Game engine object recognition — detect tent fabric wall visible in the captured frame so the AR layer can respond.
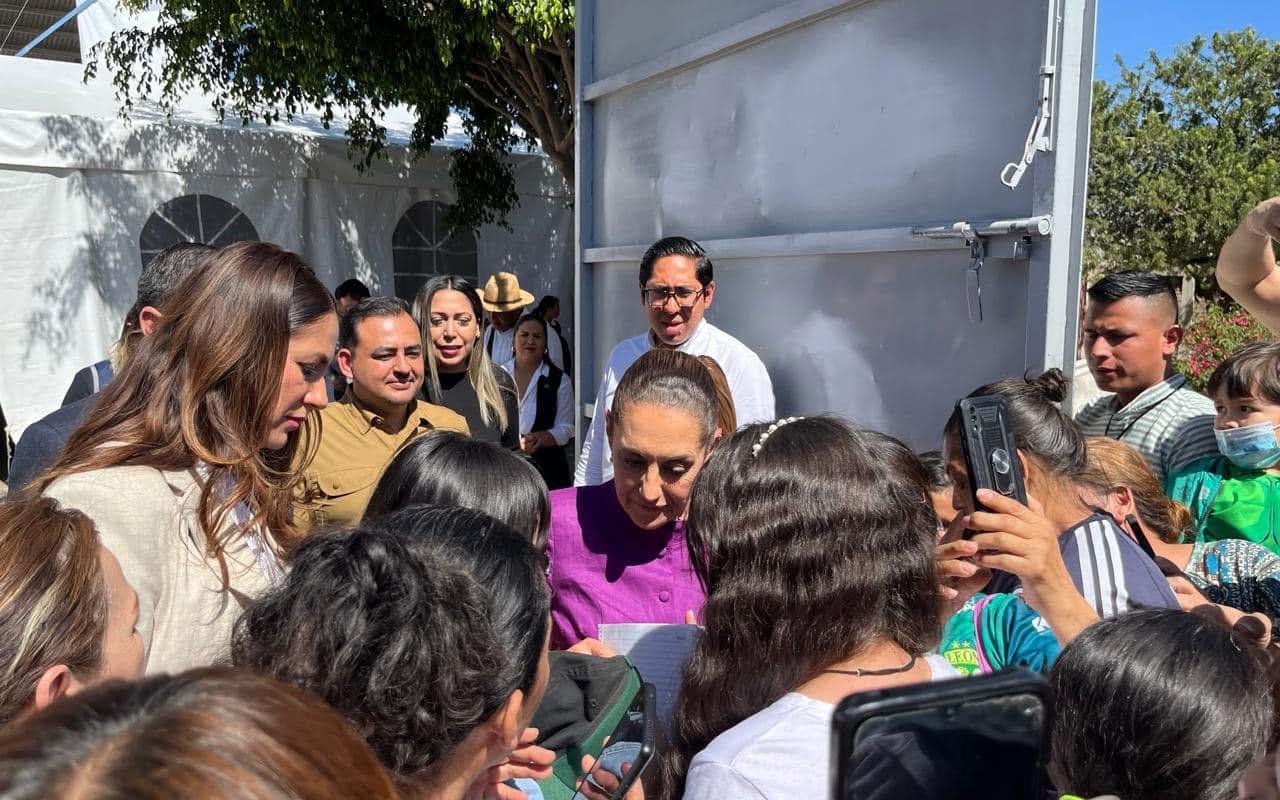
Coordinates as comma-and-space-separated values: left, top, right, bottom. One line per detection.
0, 57, 572, 439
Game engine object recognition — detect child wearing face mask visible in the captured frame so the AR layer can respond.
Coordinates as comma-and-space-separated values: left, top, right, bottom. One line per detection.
1167, 342, 1280, 555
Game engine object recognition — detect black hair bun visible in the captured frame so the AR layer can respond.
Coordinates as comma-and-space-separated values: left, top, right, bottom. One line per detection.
1030, 368, 1068, 404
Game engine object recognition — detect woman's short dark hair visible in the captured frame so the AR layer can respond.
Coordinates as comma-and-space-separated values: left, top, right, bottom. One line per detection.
0, 667, 400, 799
610, 349, 719, 447
514, 312, 553, 365
1208, 341, 1280, 406
943, 368, 1087, 478
231, 505, 550, 783
662, 416, 940, 796
1050, 609, 1273, 800
364, 430, 550, 547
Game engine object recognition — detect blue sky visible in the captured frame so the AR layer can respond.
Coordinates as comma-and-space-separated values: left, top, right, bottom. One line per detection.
1094, 0, 1280, 81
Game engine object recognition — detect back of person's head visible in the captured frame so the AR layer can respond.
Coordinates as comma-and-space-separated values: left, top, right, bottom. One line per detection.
1050, 609, 1273, 800
1079, 437, 1192, 544
0, 667, 399, 799
1208, 341, 1280, 406
40, 241, 336, 559
609, 348, 719, 447
364, 430, 550, 547
696, 355, 736, 435
1087, 270, 1178, 320
232, 504, 550, 784
944, 368, 1086, 479
339, 296, 414, 351
0, 497, 105, 726
533, 295, 560, 318
335, 278, 372, 304
412, 274, 509, 431
638, 236, 713, 288
121, 243, 216, 345
663, 416, 939, 797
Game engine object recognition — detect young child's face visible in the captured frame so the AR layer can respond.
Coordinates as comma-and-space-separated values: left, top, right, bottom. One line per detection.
1214, 384, 1280, 430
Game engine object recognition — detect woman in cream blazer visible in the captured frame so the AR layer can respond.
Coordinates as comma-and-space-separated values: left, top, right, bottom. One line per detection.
38, 243, 337, 674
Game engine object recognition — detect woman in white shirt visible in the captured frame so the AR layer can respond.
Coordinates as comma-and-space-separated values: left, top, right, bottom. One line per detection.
501, 313, 573, 489
660, 416, 958, 800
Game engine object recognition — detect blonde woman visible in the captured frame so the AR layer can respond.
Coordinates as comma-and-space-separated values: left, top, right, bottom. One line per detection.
0, 496, 143, 726
36, 242, 337, 674
413, 276, 519, 450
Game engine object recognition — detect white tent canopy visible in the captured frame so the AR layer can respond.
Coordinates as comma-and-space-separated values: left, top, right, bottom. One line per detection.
0, 12, 572, 439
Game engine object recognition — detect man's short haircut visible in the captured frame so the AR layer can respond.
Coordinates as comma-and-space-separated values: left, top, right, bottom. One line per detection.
335, 278, 372, 302
639, 236, 713, 288
1207, 341, 1280, 405
1087, 270, 1178, 321
339, 296, 414, 350
135, 243, 217, 314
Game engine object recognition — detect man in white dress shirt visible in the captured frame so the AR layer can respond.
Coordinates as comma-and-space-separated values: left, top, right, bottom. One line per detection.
575, 236, 776, 486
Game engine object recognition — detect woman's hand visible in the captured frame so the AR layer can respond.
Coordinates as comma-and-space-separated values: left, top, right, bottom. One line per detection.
965, 489, 1097, 644
576, 754, 645, 800
935, 514, 989, 616
467, 727, 555, 800
567, 638, 619, 658
1243, 195, 1280, 242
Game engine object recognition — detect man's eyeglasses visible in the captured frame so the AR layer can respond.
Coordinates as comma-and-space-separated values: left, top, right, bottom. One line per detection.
642, 286, 706, 309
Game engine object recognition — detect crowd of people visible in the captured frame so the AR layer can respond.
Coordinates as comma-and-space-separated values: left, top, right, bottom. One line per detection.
0, 197, 1278, 799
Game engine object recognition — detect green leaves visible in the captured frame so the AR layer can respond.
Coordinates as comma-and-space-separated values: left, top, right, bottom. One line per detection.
1087, 29, 1280, 292
91, 0, 575, 233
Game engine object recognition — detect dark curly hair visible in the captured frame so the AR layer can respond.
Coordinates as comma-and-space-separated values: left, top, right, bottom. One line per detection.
231, 504, 550, 783
659, 416, 940, 798
1050, 609, 1273, 800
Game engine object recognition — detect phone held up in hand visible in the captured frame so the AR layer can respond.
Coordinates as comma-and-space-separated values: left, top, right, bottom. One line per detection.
953, 396, 1028, 529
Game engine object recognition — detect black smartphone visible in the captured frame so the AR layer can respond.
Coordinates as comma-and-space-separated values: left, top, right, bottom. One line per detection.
831, 669, 1050, 800
576, 682, 657, 800
954, 395, 1028, 515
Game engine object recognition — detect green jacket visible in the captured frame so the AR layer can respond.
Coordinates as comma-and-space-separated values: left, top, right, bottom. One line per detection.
1165, 455, 1228, 540
1167, 456, 1280, 553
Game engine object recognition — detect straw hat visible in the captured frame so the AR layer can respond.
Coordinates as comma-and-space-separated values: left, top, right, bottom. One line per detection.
481, 272, 535, 312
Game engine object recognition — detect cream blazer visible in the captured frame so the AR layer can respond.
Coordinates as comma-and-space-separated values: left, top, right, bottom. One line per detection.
45, 465, 275, 674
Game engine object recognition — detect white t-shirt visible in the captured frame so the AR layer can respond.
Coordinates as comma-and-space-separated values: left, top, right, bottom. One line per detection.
682, 654, 958, 800
485, 326, 517, 367
574, 320, 775, 486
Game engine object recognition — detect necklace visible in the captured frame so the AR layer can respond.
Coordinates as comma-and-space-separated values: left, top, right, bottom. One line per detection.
822, 653, 917, 677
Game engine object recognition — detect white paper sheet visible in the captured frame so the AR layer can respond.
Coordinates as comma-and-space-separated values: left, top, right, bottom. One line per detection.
598, 623, 702, 728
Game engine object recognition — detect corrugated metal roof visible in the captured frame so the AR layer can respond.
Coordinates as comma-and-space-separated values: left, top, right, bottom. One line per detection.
0, 0, 81, 62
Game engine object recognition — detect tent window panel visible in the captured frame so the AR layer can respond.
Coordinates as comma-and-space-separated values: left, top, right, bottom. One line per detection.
392, 201, 478, 302
139, 194, 260, 269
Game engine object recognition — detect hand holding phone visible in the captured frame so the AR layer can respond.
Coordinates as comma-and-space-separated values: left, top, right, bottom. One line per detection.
573, 682, 656, 800
952, 396, 1027, 518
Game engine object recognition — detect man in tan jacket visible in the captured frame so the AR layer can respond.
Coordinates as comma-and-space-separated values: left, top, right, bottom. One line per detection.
295, 297, 467, 529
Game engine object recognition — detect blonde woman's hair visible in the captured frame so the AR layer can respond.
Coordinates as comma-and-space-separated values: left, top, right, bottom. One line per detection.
412, 275, 510, 432
1079, 437, 1194, 543
0, 497, 107, 725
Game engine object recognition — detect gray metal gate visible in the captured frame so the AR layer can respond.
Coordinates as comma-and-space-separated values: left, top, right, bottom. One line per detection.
575, 0, 1097, 450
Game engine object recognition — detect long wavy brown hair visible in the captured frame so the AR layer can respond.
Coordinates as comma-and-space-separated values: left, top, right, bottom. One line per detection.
35, 242, 336, 582
658, 417, 941, 798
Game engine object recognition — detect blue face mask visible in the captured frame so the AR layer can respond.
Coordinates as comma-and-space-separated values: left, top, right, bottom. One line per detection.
1215, 421, 1280, 470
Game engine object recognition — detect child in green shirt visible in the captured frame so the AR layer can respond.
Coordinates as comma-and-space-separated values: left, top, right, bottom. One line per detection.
1167, 342, 1280, 555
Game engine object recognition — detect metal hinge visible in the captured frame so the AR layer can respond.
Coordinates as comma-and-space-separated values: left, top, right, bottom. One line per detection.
1000, 0, 1062, 189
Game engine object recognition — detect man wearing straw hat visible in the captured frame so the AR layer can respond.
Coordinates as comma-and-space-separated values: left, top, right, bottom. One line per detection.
481, 271, 536, 367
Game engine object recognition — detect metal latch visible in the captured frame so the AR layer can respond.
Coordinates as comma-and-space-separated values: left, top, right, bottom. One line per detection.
962, 226, 986, 323
1000, 0, 1062, 188
912, 216, 1053, 324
